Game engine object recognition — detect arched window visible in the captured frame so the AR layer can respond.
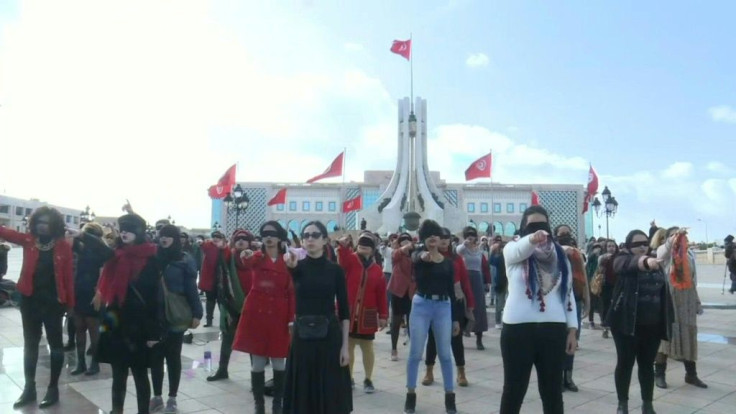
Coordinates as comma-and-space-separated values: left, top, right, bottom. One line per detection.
493, 221, 504, 236
505, 222, 517, 237
478, 221, 490, 235
467, 220, 477, 229
326, 220, 338, 233
300, 220, 311, 232
288, 220, 300, 235
277, 220, 287, 231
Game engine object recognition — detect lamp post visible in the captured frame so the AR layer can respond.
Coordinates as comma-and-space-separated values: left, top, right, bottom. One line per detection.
21, 215, 29, 233
223, 184, 250, 231
80, 205, 96, 228
697, 218, 708, 246
592, 186, 618, 240
212, 221, 222, 233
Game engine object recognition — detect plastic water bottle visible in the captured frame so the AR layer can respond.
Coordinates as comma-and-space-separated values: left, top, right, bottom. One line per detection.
204, 346, 212, 372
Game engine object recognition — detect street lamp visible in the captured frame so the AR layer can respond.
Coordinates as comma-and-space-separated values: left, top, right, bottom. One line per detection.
224, 184, 250, 230
593, 186, 618, 240
697, 218, 708, 246
80, 205, 96, 227
212, 221, 222, 233
21, 215, 29, 233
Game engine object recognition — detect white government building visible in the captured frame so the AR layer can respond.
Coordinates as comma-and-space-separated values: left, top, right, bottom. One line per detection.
212, 97, 589, 241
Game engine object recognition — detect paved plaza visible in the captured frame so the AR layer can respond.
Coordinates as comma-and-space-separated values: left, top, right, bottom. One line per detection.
1, 250, 735, 413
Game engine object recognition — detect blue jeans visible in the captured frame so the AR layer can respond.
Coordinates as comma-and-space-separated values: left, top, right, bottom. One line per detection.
406, 295, 454, 392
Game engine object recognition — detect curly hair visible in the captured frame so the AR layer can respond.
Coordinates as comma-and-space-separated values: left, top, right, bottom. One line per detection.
29, 206, 66, 239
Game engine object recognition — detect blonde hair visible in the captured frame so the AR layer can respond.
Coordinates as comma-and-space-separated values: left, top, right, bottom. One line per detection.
650, 228, 667, 250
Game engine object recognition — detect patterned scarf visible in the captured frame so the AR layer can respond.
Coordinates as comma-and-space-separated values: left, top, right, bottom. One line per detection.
669, 233, 693, 290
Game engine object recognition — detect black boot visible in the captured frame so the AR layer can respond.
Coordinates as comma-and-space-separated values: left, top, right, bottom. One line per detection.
204, 317, 213, 328
445, 392, 457, 414
272, 370, 285, 414
71, 349, 87, 375
684, 361, 708, 388
616, 400, 628, 414
563, 370, 579, 392
39, 386, 59, 408
63, 341, 75, 352
13, 384, 37, 408
251, 371, 266, 414
654, 363, 667, 389
207, 368, 229, 381
86, 357, 100, 376
476, 334, 485, 351
641, 400, 656, 414
404, 392, 416, 414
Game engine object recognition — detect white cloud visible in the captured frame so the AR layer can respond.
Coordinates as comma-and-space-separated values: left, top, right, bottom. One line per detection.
465, 52, 489, 68
706, 161, 731, 174
661, 162, 693, 179
708, 105, 736, 123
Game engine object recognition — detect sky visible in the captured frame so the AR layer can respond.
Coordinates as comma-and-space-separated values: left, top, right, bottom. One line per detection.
1, 0, 734, 242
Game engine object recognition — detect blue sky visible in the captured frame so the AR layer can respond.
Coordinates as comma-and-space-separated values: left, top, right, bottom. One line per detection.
1, 0, 734, 242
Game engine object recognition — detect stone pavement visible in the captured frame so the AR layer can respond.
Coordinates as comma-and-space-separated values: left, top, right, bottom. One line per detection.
1, 249, 735, 413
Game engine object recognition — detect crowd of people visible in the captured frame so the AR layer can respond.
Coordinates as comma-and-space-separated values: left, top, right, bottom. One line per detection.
0, 203, 719, 414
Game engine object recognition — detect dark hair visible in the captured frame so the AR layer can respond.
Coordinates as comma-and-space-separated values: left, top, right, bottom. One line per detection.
259, 220, 288, 255
553, 224, 572, 236
624, 230, 648, 250
462, 226, 478, 239
418, 219, 442, 241
605, 239, 619, 253
29, 206, 66, 239
519, 205, 550, 233
441, 227, 457, 257
303, 221, 329, 239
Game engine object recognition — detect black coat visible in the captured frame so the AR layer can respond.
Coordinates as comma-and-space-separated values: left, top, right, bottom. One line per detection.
98, 257, 165, 368
604, 251, 674, 339
72, 233, 114, 316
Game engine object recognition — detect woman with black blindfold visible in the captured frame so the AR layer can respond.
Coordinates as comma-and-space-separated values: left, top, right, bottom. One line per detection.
499, 206, 577, 414
233, 221, 295, 414
387, 232, 416, 361
604, 230, 674, 414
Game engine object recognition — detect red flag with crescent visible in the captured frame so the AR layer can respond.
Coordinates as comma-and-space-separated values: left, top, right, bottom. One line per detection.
531, 191, 540, 206
307, 152, 344, 184
207, 164, 236, 199
390, 39, 412, 60
464, 152, 492, 181
342, 195, 362, 213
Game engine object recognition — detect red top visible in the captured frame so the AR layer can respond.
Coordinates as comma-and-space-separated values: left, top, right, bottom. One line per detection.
444, 251, 475, 309
0, 227, 75, 306
232, 250, 295, 358
337, 246, 389, 335
198, 240, 223, 291
387, 247, 416, 298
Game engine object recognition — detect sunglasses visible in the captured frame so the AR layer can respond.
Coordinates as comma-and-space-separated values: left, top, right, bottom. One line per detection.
261, 230, 280, 238
301, 232, 323, 240
234, 236, 250, 242
629, 241, 649, 248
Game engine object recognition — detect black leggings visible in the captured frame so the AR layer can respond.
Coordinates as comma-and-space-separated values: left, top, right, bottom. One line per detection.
20, 299, 64, 388
390, 294, 412, 351
611, 326, 661, 402
151, 332, 184, 397
500, 323, 567, 414
112, 362, 151, 413
425, 318, 465, 367
205, 290, 217, 322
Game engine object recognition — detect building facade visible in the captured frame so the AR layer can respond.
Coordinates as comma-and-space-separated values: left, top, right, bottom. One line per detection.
0, 195, 83, 232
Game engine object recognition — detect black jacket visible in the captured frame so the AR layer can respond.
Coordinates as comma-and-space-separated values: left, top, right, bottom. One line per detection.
604, 251, 674, 339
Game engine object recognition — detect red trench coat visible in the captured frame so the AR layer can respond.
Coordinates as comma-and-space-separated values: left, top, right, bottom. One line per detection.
387, 247, 415, 299
198, 241, 222, 291
337, 247, 389, 335
232, 251, 295, 358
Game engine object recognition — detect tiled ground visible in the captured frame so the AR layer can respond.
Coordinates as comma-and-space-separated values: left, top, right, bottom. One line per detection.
1, 255, 735, 413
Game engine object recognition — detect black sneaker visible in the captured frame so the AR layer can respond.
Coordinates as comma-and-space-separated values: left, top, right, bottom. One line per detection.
363, 379, 375, 394
404, 393, 416, 414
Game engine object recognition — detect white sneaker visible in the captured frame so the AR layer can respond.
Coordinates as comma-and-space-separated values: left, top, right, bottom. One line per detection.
495, 323, 503, 329
149, 396, 164, 412
164, 397, 178, 414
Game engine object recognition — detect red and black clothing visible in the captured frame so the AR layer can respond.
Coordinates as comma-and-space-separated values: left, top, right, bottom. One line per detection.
337, 246, 389, 339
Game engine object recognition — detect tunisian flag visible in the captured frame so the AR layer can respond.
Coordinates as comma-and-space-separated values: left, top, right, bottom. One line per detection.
342, 195, 362, 213
531, 191, 540, 206
582, 164, 599, 213
464, 152, 492, 181
207, 164, 236, 199
307, 152, 344, 184
267, 188, 287, 206
390, 39, 412, 60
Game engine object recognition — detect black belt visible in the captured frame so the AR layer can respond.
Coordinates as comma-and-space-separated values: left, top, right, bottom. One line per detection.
416, 292, 450, 301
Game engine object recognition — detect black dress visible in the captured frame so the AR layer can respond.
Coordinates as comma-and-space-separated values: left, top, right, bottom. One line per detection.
283, 255, 352, 414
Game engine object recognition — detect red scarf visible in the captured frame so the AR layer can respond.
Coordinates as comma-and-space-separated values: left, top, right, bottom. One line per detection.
670, 233, 693, 290
99, 243, 157, 306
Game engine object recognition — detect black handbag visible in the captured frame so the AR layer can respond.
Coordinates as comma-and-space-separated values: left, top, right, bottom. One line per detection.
295, 315, 330, 340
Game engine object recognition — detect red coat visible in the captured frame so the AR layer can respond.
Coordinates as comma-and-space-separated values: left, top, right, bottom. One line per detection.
0, 227, 75, 306
387, 247, 415, 298
198, 241, 223, 291
232, 251, 295, 358
445, 252, 475, 309
337, 246, 388, 335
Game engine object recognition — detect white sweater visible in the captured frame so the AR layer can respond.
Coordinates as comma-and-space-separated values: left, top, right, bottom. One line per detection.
502, 235, 578, 329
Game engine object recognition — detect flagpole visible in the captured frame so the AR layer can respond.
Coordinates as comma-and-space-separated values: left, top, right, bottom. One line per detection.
489, 149, 494, 237
340, 148, 346, 232
410, 33, 413, 112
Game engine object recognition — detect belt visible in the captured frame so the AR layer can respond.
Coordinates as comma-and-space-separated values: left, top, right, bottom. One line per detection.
416, 292, 450, 301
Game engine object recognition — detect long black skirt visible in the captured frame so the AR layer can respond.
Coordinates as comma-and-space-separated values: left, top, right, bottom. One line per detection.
283, 318, 352, 414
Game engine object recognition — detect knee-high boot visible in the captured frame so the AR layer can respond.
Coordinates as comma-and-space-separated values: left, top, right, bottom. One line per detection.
272, 370, 285, 414
251, 371, 266, 414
